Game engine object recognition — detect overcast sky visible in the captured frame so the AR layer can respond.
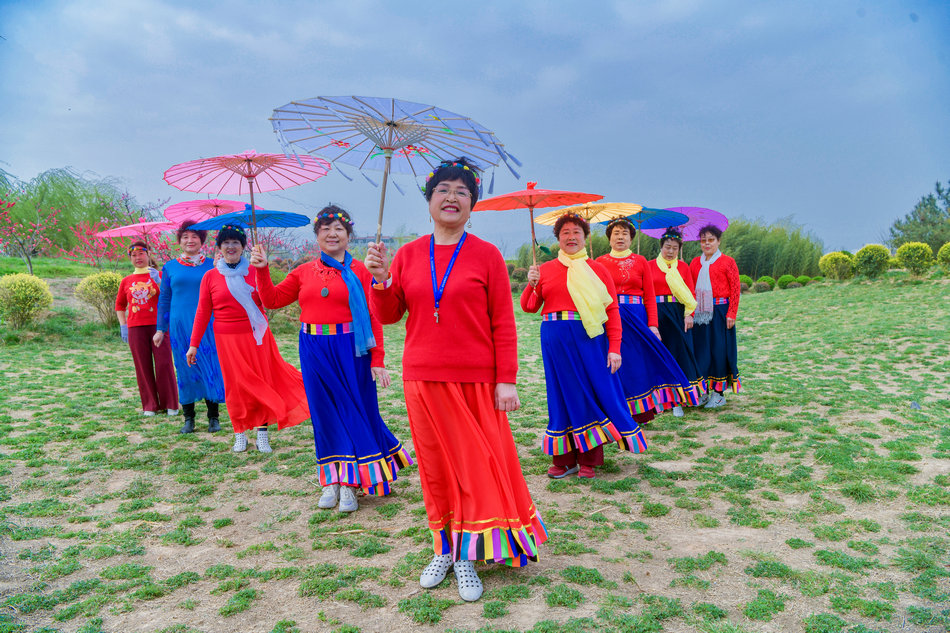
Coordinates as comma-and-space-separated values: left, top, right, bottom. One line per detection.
1, 0, 948, 254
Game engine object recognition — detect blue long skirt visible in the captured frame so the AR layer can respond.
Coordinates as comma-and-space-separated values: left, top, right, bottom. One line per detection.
540, 319, 647, 456
298, 326, 412, 495
169, 317, 225, 404
618, 301, 700, 412
655, 302, 706, 401
692, 301, 742, 394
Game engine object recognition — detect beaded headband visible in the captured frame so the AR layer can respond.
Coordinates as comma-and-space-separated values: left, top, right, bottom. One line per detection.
606, 218, 635, 231
423, 160, 481, 192
219, 224, 246, 235
316, 211, 353, 226
128, 244, 149, 255
661, 227, 683, 241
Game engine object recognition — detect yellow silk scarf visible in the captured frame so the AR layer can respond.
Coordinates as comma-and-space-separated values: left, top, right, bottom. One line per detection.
655, 256, 697, 314
610, 249, 632, 258
557, 249, 612, 338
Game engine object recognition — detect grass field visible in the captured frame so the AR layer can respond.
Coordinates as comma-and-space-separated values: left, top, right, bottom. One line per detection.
0, 272, 948, 633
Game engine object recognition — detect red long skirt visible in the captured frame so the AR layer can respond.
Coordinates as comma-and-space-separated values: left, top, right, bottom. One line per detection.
215, 328, 309, 434
404, 380, 547, 567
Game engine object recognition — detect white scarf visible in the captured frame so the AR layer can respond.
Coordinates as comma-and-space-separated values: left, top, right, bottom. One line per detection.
215, 257, 268, 345
694, 250, 721, 325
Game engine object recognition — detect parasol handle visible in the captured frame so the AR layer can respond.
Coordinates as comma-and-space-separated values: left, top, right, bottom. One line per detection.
376, 151, 393, 244
247, 178, 259, 245
529, 206, 537, 266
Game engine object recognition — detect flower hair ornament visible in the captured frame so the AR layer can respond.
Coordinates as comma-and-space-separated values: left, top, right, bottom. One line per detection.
316, 211, 353, 226
128, 244, 149, 255
661, 227, 683, 241
220, 224, 246, 235
422, 160, 481, 193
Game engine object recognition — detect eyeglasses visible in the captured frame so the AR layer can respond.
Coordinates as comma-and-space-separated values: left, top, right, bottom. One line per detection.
432, 186, 472, 199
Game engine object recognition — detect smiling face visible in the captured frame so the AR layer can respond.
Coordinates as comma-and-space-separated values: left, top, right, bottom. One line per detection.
660, 239, 681, 261
178, 230, 203, 256
558, 221, 587, 255
316, 219, 349, 260
129, 248, 150, 269
428, 178, 473, 231
700, 232, 721, 257
219, 238, 244, 264
609, 226, 632, 252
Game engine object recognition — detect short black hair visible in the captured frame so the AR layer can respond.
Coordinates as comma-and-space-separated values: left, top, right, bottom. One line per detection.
659, 226, 684, 248
423, 157, 480, 205
697, 224, 723, 241
177, 220, 208, 244
313, 204, 354, 237
215, 225, 247, 249
554, 213, 590, 238
605, 218, 636, 240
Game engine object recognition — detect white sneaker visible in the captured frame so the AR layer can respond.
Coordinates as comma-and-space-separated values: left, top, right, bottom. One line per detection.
705, 393, 726, 408
338, 486, 358, 513
167, 408, 179, 416
232, 432, 247, 452
420, 554, 453, 589
673, 405, 684, 417
454, 560, 483, 602
318, 484, 340, 509
696, 393, 709, 407
143, 411, 156, 417
256, 429, 272, 453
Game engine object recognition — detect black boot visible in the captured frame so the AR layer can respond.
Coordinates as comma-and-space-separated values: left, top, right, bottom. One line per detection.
180, 402, 196, 434
207, 400, 221, 433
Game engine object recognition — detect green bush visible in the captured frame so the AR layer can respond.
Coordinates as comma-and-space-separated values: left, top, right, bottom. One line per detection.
896, 242, 934, 276
796, 275, 811, 285
818, 252, 855, 280
753, 282, 771, 293
756, 276, 776, 289
936, 242, 950, 271
739, 274, 754, 286
776, 274, 796, 289
740, 282, 751, 293
75, 272, 122, 325
511, 267, 527, 282
787, 282, 802, 289
0, 273, 54, 328
812, 276, 824, 282
854, 244, 890, 279
887, 256, 901, 269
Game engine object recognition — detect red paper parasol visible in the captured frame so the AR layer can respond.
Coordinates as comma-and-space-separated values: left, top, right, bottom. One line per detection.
473, 182, 602, 264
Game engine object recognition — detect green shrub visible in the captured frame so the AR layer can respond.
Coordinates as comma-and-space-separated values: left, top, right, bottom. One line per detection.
796, 275, 811, 285
739, 274, 754, 286
812, 276, 824, 282
896, 242, 934, 276
75, 272, 122, 325
819, 252, 855, 280
0, 273, 54, 328
854, 244, 890, 279
787, 282, 802, 289
935, 242, 950, 271
753, 282, 771, 293
740, 282, 751, 293
756, 275, 776, 289
511, 267, 527, 282
776, 274, 796, 289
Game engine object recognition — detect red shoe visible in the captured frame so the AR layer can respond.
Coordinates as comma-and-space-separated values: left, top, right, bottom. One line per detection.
578, 465, 596, 479
547, 465, 579, 479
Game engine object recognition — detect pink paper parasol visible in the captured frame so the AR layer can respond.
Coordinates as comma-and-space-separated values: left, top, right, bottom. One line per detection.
640, 207, 729, 242
96, 221, 176, 239
163, 199, 257, 224
162, 150, 331, 240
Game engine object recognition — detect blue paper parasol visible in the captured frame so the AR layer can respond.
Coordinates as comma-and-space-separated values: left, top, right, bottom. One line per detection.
189, 206, 311, 231
598, 207, 690, 252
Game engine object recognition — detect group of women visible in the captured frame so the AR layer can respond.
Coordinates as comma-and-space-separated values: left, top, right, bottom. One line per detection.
113, 157, 740, 602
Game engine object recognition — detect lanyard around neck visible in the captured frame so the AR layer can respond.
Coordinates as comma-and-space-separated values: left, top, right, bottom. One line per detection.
429, 232, 467, 324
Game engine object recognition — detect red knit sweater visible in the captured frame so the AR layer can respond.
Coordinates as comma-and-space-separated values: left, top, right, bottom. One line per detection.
689, 254, 741, 320
255, 260, 385, 367
594, 253, 658, 327
115, 272, 160, 327
370, 234, 518, 384
520, 258, 622, 355
650, 258, 697, 317
191, 268, 266, 346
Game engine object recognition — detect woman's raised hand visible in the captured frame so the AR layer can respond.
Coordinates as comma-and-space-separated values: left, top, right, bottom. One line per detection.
365, 242, 390, 284
249, 244, 268, 268
527, 265, 540, 287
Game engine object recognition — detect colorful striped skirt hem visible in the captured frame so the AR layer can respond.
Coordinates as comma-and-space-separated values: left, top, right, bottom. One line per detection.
431, 513, 548, 567
317, 446, 414, 496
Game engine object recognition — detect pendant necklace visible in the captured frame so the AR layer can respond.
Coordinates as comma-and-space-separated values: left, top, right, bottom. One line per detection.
429, 232, 467, 324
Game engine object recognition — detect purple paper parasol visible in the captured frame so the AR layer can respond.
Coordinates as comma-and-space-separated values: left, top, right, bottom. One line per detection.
640, 207, 729, 242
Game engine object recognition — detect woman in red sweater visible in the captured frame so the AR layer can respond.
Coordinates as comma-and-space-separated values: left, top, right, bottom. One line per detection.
365, 158, 545, 603
186, 225, 309, 453
651, 228, 707, 415
115, 241, 178, 416
594, 219, 697, 420
689, 224, 742, 407
251, 206, 412, 514
522, 214, 648, 481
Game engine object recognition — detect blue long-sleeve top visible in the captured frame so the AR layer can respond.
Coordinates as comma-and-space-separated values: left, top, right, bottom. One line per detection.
157, 258, 215, 334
